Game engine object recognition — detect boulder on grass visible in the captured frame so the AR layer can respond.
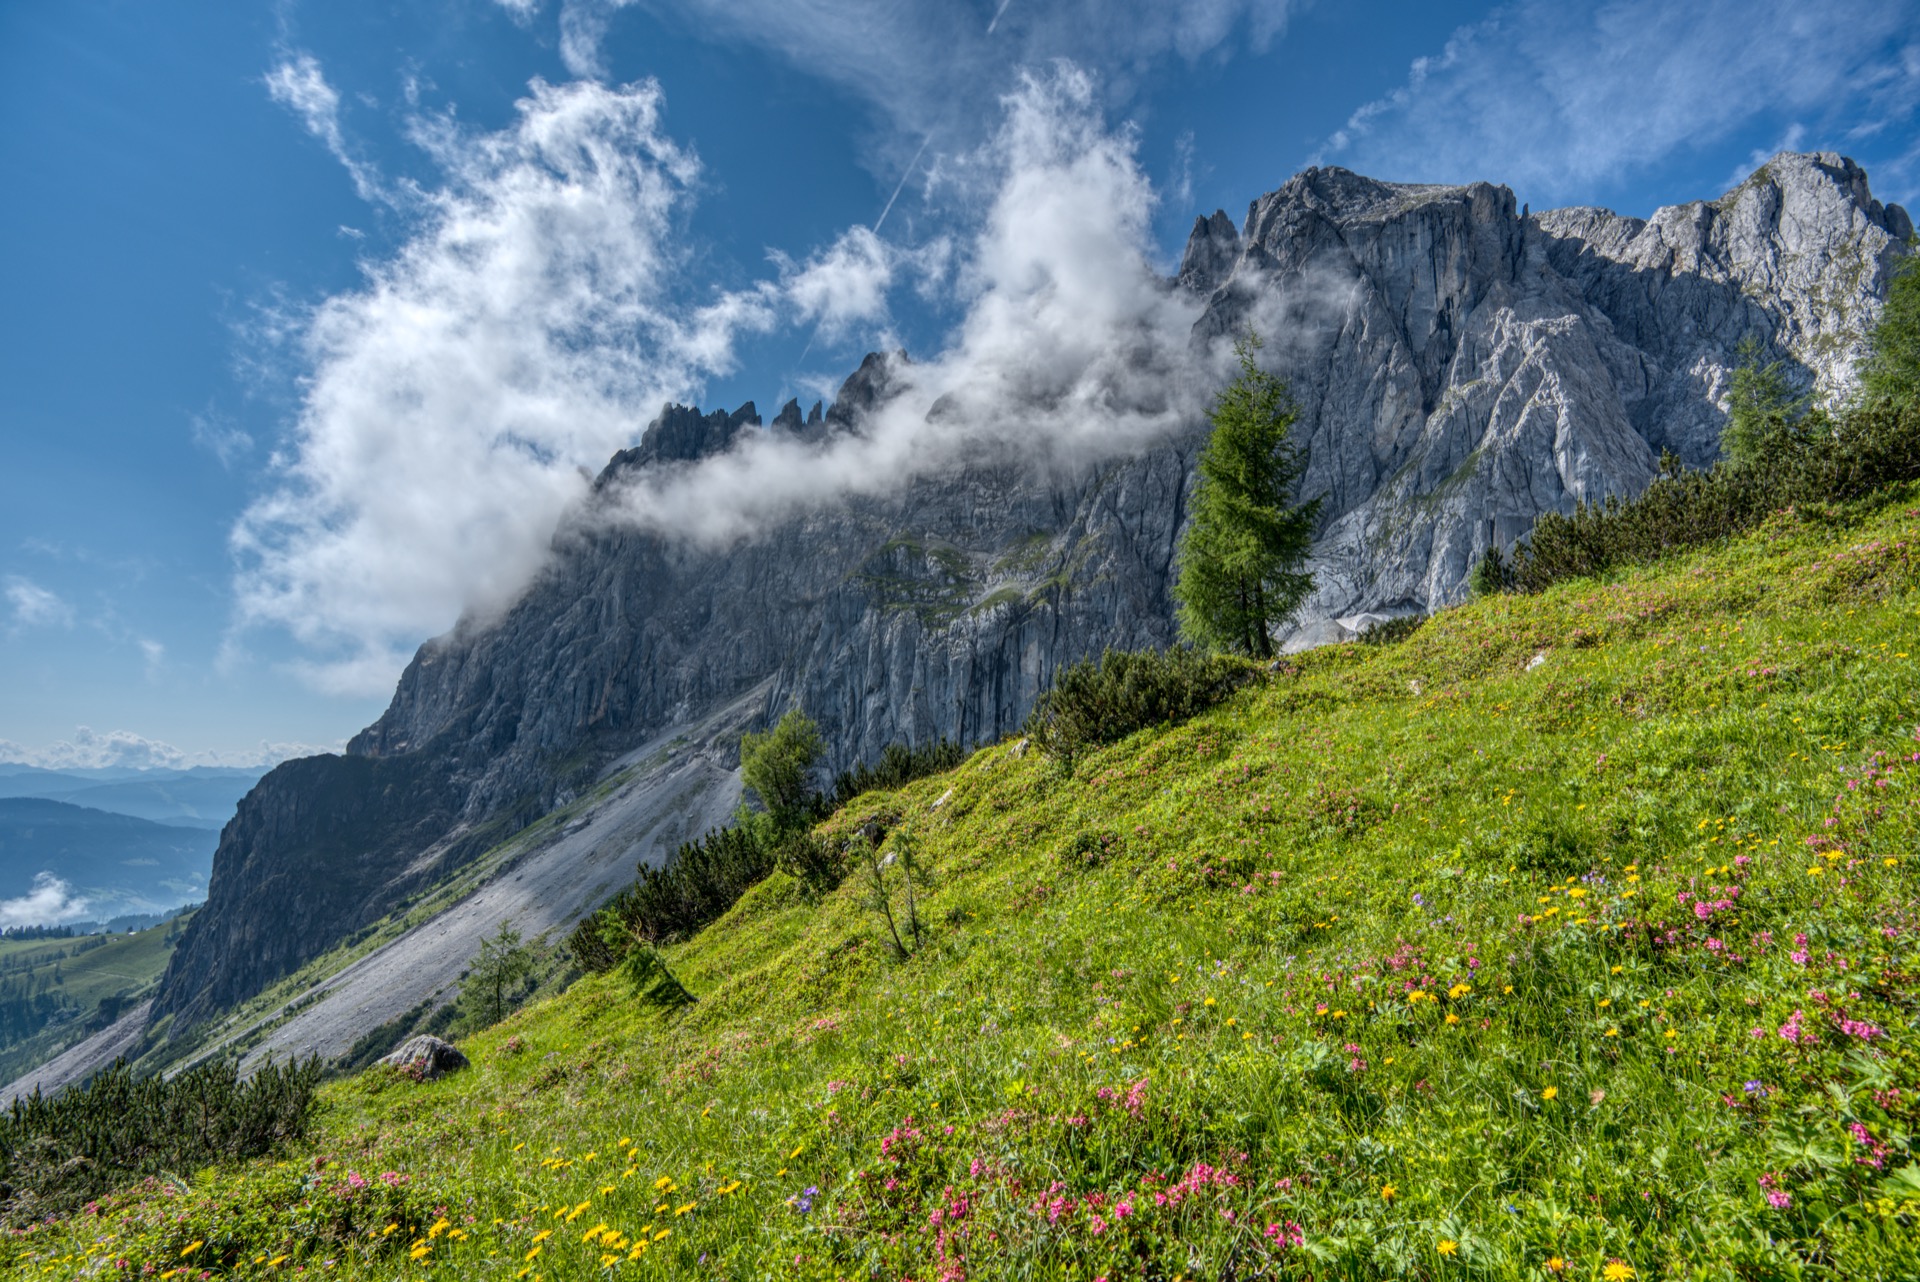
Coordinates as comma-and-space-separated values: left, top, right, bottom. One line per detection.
378, 1034, 469, 1081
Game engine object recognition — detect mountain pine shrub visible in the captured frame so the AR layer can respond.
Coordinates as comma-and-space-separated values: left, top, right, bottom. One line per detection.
0, 1055, 321, 1224
1025, 646, 1258, 766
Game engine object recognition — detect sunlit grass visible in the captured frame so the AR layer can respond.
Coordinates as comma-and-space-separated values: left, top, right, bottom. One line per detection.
9, 490, 1920, 1280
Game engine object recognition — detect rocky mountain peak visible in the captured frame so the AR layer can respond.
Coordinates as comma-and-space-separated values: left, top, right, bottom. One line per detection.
141, 154, 1911, 1054
1178, 210, 1240, 296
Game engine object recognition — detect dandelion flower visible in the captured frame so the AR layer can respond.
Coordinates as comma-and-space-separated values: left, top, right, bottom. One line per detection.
1438, 1238, 1459, 1256
180, 1243, 204, 1258
1541, 1087, 1557, 1101
1603, 1262, 1635, 1281
1381, 1184, 1397, 1202
1545, 1259, 1567, 1274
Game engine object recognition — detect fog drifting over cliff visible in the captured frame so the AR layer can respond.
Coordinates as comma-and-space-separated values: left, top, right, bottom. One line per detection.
235, 62, 1213, 697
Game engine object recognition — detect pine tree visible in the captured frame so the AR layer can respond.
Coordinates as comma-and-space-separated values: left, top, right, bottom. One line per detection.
1174, 333, 1321, 658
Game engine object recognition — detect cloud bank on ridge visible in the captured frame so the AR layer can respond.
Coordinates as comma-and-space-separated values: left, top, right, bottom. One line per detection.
240, 57, 1221, 696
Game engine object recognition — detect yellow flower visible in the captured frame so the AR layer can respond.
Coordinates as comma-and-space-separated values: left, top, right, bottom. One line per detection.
1541, 1086, 1557, 1100
530, 1230, 553, 1244
1438, 1238, 1459, 1256
180, 1242, 204, 1258
524, 1245, 543, 1263
1381, 1184, 1397, 1202
1545, 1258, 1567, 1274
1444, 1012, 1460, 1025
1447, 983, 1470, 999
1603, 1262, 1635, 1281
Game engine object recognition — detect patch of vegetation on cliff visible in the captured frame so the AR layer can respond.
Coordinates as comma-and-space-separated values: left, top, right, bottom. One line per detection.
9, 490, 1920, 1279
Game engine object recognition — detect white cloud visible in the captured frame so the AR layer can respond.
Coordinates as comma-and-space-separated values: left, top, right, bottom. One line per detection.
774, 226, 902, 341
0, 727, 337, 771
265, 53, 387, 203
4, 576, 73, 630
138, 638, 165, 678
493, 0, 543, 19
557, 0, 636, 79
0, 874, 91, 931
601, 65, 1214, 545
239, 62, 1220, 695
1315, 0, 1916, 203
234, 77, 758, 695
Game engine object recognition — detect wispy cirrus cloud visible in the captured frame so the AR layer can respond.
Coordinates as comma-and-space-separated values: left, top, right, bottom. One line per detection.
264, 52, 389, 203
4, 576, 73, 631
1315, 0, 1919, 204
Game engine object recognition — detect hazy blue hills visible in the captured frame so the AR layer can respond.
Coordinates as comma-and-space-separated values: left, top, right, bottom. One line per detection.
0, 765, 263, 829
0, 798, 216, 924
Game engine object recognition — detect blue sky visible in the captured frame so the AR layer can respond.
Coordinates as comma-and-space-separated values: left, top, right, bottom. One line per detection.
1, 0, 1915, 769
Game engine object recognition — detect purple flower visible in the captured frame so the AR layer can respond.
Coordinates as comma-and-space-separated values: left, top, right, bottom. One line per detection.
1743, 1081, 1766, 1096
793, 1185, 819, 1214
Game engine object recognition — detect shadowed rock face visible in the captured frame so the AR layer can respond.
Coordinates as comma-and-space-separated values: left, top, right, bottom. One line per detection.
151, 153, 1906, 1040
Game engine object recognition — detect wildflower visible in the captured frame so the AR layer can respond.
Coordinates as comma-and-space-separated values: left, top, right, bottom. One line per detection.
1541, 1086, 1557, 1101
1438, 1238, 1459, 1256
1381, 1184, 1397, 1203
1603, 1262, 1636, 1281
180, 1242, 204, 1258
1545, 1259, 1567, 1274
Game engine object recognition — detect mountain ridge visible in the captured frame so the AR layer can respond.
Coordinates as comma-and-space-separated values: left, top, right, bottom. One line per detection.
129, 151, 1910, 1065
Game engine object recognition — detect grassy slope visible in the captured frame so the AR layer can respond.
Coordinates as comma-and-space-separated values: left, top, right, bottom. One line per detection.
0, 918, 186, 1083
12, 493, 1920, 1281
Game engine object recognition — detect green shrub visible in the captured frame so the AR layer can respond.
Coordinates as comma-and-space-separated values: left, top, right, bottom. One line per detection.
1507, 398, 1920, 593
0, 1055, 322, 1224
1025, 646, 1258, 766
1358, 614, 1425, 646
597, 824, 778, 951
831, 739, 967, 806
741, 710, 824, 829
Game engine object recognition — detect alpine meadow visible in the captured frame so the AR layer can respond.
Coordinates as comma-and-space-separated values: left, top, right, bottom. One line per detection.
5, 4, 1920, 1281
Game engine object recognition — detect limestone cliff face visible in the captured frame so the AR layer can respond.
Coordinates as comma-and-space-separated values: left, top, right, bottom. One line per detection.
152, 153, 1907, 1035
1184, 151, 1909, 634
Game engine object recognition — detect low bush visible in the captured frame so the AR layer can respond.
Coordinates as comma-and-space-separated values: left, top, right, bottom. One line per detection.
830, 739, 967, 806
0, 1055, 322, 1224
1498, 393, 1920, 594
1025, 646, 1258, 765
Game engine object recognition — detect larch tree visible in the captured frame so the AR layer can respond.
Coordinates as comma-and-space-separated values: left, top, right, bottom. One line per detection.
1173, 332, 1321, 659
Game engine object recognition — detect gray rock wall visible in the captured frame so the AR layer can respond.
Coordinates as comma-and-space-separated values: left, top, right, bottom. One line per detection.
151, 152, 1908, 1036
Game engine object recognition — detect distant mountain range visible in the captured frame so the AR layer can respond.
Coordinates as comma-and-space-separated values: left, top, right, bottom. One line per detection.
0, 764, 264, 830
0, 798, 220, 924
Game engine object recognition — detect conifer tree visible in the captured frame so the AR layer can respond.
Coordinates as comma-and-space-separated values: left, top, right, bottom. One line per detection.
1174, 333, 1321, 658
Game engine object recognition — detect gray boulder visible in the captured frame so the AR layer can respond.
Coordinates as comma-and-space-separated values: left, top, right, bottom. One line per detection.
379, 1034, 470, 1081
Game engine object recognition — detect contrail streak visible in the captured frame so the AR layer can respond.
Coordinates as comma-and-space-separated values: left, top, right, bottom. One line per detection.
873, 135, 931, 233
987, 0, 1015, 35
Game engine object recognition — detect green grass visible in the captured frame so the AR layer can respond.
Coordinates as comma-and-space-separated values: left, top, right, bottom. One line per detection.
0, 916, 188, 1083
11, 492, 1920, 1280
